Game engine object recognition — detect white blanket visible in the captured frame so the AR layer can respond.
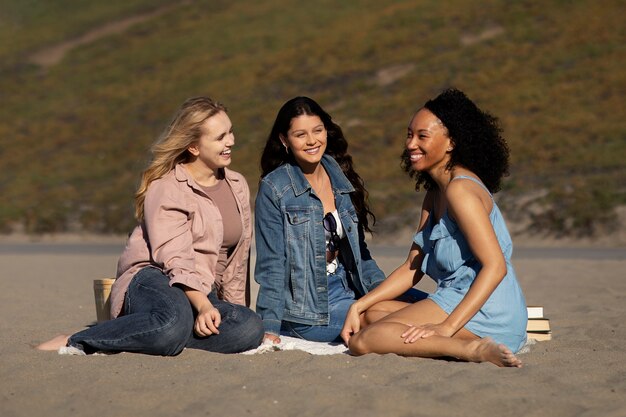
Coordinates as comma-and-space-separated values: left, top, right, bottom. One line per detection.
243, 336, 535, 356
59, 337, 531, 356
242, 336, 349, 355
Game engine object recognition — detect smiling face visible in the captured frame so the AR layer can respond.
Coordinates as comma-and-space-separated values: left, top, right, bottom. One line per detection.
406, 108, 453, 174
281, 114, 327, 172
187, 111, 234, 173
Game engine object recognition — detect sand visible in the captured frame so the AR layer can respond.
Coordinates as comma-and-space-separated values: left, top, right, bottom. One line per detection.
1, 236, 625, 417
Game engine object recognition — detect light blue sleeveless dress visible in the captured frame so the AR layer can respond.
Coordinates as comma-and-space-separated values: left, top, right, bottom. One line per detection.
413, 176, 528, 352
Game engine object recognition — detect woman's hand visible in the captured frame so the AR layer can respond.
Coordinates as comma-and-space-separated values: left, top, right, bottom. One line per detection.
264, 333, 281, 344
194, 302, 221, 337
400, 322, 454, 343
181, 287, 222, 337
340, 304, 362, 345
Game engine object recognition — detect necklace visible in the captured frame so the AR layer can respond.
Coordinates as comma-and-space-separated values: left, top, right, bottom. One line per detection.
308, 172, 330, 198
305, 169, 335, 214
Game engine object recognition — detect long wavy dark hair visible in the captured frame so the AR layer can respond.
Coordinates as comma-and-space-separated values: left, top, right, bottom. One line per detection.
401, 88, 509, 193
260, 96, 376, 233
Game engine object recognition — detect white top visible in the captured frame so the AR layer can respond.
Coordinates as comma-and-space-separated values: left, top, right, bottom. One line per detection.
325, 210, 345, 274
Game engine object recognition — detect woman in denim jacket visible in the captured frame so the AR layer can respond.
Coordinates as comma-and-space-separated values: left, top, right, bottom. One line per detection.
37, 97, 263, 355
255, 96, 385, 344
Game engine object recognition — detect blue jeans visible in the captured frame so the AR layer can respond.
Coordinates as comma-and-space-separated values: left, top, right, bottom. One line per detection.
280, 263, 355, 343
68, 267, 263, 355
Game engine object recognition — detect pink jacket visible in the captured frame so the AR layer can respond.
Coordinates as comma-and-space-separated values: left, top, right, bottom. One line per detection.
111, 164, 252, 318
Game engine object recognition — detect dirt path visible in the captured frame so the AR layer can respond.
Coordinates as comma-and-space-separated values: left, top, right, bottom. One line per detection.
28, 1, 191, 67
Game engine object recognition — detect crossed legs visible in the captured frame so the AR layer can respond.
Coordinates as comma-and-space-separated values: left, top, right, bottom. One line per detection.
349, 299, 522, 367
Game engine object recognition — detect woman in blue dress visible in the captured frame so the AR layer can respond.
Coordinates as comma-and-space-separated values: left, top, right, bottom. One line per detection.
341, 89, 527, 367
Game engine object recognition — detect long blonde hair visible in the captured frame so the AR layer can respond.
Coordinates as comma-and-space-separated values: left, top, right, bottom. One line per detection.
134, 97, 227, 220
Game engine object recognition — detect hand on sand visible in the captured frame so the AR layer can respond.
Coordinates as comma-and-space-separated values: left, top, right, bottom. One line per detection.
35, 334, 70, 351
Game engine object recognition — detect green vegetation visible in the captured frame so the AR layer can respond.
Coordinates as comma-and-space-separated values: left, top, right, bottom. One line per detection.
0, 0, 624, 236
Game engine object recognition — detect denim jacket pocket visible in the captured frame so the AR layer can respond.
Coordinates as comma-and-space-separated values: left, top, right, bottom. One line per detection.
284, 207, 312, 309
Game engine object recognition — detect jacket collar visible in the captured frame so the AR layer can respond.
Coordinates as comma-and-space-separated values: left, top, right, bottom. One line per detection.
174, 164, 240, 191
286, 154, 355, 196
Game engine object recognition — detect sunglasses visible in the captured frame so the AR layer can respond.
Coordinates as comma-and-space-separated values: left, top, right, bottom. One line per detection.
323, 212, 341, 252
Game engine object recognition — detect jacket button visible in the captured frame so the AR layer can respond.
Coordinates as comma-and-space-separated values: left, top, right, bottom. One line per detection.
348, 226, 352, 232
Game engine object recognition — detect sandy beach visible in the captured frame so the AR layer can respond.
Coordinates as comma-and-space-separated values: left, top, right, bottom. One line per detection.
1, 235, 625, 417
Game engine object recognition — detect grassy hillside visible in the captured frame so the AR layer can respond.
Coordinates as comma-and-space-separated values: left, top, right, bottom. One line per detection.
0, 0, 624, 236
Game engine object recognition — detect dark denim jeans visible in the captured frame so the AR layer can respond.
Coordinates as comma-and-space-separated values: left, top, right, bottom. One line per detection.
68, 267, 263, 355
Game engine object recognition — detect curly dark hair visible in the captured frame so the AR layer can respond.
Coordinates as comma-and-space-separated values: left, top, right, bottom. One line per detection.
400, 88, 510, 193
260, 96, 376, 233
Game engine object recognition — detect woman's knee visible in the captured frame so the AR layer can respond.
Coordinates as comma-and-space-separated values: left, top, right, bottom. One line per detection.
236, 309, 264, 350
150, 304, 194, 356
348, 330, 373, 356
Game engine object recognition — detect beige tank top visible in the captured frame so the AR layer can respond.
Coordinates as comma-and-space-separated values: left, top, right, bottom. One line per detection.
200, 179, 242, 283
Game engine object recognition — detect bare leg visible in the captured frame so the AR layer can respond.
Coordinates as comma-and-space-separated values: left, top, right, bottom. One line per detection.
363, 300, 410, 325
349, 299, 522, 367
36, 334, 70, 351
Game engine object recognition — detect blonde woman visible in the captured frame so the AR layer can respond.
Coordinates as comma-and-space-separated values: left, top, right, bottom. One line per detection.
37, 97, 263, 355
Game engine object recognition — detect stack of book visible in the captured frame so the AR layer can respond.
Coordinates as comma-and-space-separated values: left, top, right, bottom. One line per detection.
526, 305, 551, 341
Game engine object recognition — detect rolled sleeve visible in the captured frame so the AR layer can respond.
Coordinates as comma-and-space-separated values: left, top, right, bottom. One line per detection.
254, 180, 287, 335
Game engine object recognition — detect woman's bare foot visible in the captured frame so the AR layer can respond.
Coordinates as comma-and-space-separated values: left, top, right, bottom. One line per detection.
35, 334, 70, 351
469, 337, 523, 367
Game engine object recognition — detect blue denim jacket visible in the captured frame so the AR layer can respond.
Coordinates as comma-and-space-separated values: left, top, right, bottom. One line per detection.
254, 154, 385, 335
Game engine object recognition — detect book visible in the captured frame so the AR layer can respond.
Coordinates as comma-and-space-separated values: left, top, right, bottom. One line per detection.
527, 305, 544, 319
527, 332, 552, 341
526, 318, 550, 332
